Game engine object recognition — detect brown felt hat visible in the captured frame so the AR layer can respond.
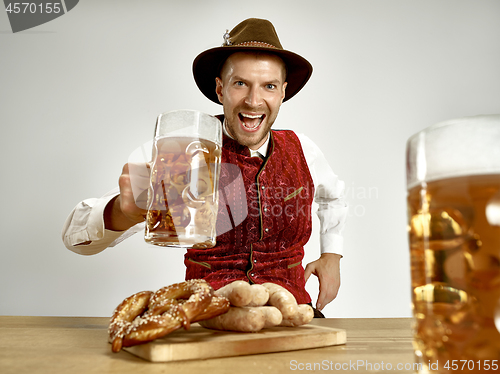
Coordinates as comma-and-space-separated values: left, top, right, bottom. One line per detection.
192, 18, 313, 104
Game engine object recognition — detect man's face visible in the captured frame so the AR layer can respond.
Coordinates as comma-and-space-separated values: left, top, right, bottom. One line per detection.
215, 52, 287, 150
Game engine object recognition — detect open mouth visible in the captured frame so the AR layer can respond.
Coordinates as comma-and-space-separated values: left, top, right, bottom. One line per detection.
239, 113, 265, 131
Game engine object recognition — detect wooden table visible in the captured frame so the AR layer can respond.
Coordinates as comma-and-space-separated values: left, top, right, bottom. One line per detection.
0, 316, 417, 374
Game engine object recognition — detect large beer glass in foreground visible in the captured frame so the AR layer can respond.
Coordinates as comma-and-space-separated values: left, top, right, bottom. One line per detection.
144, 110, 222, 248
406, 115, 500, 373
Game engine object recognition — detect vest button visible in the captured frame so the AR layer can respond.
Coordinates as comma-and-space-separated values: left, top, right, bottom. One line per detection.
265, 228, 269, 232
261, 185, 265, 189
253, 259, 257, 263
264, 207, 268, 212
251, 273, 255, 277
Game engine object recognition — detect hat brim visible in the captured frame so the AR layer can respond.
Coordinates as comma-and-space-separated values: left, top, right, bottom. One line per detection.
192, 45, 313, 104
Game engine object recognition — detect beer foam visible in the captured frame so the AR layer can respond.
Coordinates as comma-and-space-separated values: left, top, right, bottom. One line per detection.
156, 110, 222, 146
406, 114, 500, 189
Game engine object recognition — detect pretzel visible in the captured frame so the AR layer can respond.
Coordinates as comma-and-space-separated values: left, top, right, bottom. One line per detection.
120, 311, 186, 350
108, 290, 153, 352
192, 296, 231, 322
108, 279, 227, 352
148, 279, 214, 329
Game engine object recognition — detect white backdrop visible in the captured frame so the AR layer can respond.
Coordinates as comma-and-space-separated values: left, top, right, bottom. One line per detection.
1, 0, 499, 318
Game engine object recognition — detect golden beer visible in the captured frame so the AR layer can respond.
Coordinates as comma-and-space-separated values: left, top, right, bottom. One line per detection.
406, 115, 500, 372
408, 173, 500, 372
144, 136, 221, 248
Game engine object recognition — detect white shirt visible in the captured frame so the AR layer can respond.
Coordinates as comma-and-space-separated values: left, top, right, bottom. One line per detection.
61, 132, 348, 256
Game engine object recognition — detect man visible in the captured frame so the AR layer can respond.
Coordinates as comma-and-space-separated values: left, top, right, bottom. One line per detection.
62, 18, 347, 314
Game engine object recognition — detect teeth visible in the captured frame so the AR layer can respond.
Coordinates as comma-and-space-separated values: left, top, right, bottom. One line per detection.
239, 113, 264, 130
241, 113, 263, 119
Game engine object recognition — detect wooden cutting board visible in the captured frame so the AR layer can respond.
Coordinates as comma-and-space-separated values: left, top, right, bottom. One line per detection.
123, 323, 346, 362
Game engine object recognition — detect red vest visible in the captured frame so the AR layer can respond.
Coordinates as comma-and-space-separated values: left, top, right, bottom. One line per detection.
184, 124, 314, 304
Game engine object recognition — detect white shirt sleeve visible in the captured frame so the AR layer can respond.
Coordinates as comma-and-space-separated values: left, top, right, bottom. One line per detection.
296, 133, 348, 256
61, 187, 143, 255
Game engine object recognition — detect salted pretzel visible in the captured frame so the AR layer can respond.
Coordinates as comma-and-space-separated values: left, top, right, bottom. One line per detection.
108, 290, 153, 352
108, 279, 229, 352
192, 296, 231, 322
147, 279, 214, 330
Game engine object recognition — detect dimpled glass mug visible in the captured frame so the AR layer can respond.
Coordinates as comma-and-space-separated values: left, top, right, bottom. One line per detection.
144, 110, 222, 249
406, 115, 500, 373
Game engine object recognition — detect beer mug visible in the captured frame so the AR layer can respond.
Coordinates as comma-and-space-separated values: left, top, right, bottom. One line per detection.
406, 115, 500, 372
144, 110, 222, 248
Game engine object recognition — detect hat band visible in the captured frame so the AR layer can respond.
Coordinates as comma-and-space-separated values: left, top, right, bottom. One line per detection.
233, 41, 278, 49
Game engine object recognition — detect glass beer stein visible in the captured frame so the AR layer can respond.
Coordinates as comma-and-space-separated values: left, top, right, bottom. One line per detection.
406, 114, 500, 373
144, 110, 222, 248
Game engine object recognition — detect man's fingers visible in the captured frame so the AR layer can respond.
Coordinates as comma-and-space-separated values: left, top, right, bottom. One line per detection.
118, 163, 149, 222
304, 264, 311, 282
303, 262, 317, 283
128, 162, 151, 209
316, 267, 340, 310
316, 296, 324, 311
316, 277, 327, 310
128, 163, 150, 208
316, 286, 333, 311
